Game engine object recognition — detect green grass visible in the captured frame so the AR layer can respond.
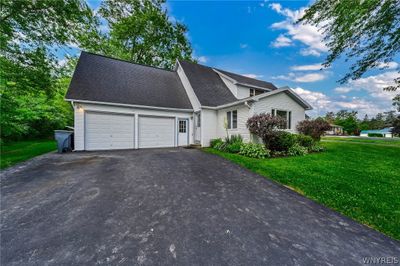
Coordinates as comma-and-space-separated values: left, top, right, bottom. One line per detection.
322, 136, 400, 146
1, 140, 56, 169
204, 142, 400, 240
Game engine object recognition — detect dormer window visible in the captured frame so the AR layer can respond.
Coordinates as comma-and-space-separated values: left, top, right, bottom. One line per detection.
250, 88, 264, 97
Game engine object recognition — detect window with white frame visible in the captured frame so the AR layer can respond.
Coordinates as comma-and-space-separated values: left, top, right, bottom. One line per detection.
271, 109, 291, 129
227, 110, 238, 129
179, 120, 187, 133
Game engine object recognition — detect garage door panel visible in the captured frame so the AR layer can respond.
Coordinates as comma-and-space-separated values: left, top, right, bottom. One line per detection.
139, 116, 175, 148
85, 112, 134, 150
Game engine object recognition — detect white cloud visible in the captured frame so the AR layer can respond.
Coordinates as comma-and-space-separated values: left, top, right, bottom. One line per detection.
271, 34, 293, 48
292, 87, 392, 117
242, 73, 264, 79
273, 72, 327, 83
333, 71, 398, 101
291, 63, 324, 71
240, 43, 248, 49
196, 56, 208, 64
377, 61, 398, 70
269, 3, 328, 56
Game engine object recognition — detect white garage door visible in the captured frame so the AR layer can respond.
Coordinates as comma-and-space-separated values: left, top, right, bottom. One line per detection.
85, 112, 134, 150
139, 116, 175, 148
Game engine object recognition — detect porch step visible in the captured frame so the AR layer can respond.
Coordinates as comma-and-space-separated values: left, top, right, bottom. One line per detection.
185, 144, 202, 149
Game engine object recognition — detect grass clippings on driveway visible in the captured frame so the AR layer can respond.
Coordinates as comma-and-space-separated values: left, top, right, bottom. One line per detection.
1, 139, 56, 169
204, 141, 400, 240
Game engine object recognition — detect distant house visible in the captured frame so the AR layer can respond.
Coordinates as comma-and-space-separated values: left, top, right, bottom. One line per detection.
325, 124, 343, 135
360, 128, 394, 138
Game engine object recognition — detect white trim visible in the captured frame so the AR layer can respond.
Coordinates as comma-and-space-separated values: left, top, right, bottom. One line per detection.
213, 69, 272, 91
202, 88, 313, 110
66, 99, 193, 112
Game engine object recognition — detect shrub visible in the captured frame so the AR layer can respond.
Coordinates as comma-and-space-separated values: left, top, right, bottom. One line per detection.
225, 134, 243, 145
214, 142, 227, 151
226, 142, 242, 153
309, 144, 325, 153
368, 133, 383, 137
239, 143, 270, 159
268, 131, 297, 152
287, 144, 308, 156
297, 118, 331, 141
246, 114, 286, 149
210, 138, 223, 148
296, 134, 314, 148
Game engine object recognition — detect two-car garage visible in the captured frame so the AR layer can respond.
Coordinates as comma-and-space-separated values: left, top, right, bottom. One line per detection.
84, 111, 183, 151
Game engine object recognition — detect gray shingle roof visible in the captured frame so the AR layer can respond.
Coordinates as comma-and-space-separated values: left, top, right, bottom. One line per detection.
178, 60, 237, 106
215, 69, 278, 91
66, 52, 192, 109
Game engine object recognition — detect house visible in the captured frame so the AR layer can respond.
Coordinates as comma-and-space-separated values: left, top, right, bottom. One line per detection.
325, 124, 343, 135
65, 52, 312, 151
360, 128, 394, 138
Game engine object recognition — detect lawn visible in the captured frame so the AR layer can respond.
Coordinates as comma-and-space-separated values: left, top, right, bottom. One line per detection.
322, 136, 400, 146
204, 141, 400, 240
1, 140, 57, 169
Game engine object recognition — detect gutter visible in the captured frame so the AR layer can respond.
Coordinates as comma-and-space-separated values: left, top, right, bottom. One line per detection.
65, 99, 194, 112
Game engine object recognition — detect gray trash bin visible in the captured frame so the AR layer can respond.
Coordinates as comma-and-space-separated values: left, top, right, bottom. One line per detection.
54, 130, 74, 153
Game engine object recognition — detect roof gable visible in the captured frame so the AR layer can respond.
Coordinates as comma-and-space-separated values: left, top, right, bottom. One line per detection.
214, 69, 278, 91
178, 60, 237, 106
66, 52, 192, 109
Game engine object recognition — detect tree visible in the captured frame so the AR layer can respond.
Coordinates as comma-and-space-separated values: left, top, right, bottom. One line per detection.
296, 118, 331, 141
83, 0, 193, 69
391, 116, 400, 137
246, 114, 286, 149
334, 110, 359, 135
384, 111, 397, 127
324, 112, 335, 124
1, 0, 97, 141
300, 0, 400, 91
393, 95, 400, 112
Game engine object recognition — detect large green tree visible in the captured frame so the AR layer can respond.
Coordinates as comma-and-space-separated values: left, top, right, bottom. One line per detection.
300, 0, 400, 91
0, 0, 97, 141
83, 0, 193, 69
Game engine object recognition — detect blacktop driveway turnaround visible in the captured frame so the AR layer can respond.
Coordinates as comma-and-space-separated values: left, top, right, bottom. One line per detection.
1, 148, 399, 265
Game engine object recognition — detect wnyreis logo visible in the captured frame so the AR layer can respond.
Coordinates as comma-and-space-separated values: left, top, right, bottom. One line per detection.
363, 257, 399, 264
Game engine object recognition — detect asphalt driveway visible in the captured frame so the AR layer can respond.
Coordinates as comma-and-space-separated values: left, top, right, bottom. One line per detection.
1, 148, 399, 265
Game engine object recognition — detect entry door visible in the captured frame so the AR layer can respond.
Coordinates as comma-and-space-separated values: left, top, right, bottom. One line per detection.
178, 119, 189, 146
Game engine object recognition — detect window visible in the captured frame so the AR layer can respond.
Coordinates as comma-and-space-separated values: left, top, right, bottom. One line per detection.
179, 120, 187, 133
227, 110, 238, 129
272, 109, 291, 129
250, 89, 264, 97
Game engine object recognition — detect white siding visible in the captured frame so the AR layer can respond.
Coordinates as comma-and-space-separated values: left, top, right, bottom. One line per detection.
216, 104, 251, 142
237, 85, 251, 99
176, 63, 201, 111
219, 75, 238, 97
74, 104, 85, 150
253, 92, 306, 133
73, 102, 193, 150
200, 109, 218, 147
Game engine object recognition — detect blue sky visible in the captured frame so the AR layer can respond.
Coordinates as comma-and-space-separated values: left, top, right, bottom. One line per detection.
165, 0, 399, 118
75, 1, 399, 118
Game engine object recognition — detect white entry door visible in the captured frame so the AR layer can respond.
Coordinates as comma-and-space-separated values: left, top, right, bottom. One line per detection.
178, 119, 189, 146
138, 116, 175, 148
85, 112, 134, 150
